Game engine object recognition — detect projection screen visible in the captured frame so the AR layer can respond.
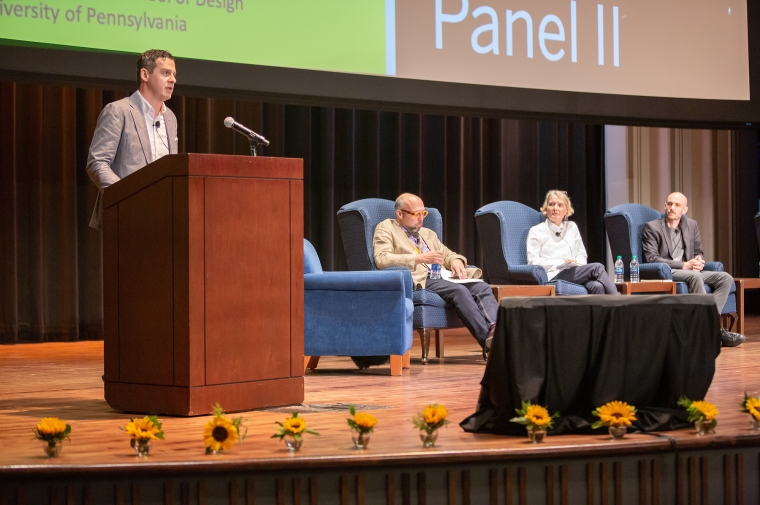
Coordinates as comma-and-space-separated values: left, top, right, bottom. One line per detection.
1, 0, 758, 126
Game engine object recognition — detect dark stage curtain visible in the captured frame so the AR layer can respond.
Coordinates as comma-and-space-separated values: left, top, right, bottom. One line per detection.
0, 82, 605, 342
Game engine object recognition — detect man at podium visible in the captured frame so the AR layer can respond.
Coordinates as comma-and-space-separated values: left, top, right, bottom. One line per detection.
86, 49, 179, 230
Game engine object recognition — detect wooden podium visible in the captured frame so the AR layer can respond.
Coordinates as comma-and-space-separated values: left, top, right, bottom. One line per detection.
101, 154, 304, 416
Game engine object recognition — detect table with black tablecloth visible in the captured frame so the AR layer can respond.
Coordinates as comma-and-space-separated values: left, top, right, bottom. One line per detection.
461, 294, 721, 435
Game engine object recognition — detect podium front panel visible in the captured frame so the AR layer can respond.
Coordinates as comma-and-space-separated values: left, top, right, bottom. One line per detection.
204, 177, 292, 385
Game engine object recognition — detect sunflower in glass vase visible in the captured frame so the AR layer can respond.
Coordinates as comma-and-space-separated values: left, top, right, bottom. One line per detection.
33, 417, 71, 458
740, 392, 760, 431
678, 396, 718, 435
272, 412, 319, 452
412, 404, 450, 448
204, 403, 247, 454
347, 405, 377, 449
591, 401, 637, 439
510, 401, 558, 443
122, 415, 164, 457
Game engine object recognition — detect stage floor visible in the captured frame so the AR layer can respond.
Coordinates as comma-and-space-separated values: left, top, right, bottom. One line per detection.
1, 316, 760, 469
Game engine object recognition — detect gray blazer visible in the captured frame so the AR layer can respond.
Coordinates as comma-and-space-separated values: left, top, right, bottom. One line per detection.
86, 92, 178, 229
641, 216, 704, 269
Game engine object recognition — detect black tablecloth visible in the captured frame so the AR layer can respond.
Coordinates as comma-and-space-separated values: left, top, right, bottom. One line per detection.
461, 294, 721, 435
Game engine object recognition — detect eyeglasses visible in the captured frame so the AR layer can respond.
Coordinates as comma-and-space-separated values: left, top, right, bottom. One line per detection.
400, 209, 429, 218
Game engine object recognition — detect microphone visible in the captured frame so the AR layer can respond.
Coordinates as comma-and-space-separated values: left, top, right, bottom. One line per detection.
555, 231, 561, 237
154, 120, 160, 128
223, 117, 270, 146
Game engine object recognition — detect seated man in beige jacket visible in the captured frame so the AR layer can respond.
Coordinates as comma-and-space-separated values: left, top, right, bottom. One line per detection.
373, 193, 498, 360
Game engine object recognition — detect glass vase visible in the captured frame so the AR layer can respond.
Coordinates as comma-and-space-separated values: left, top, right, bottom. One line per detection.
419, 429, 438, 448
132, 439, 152, 457
43, 441, 61, 458
352, 432, 371, 449
695, 418, 716, 435
528, 428, 546, 444
284, 435, 302, 452
750, 417, 760, 431
608, 425, 627, 439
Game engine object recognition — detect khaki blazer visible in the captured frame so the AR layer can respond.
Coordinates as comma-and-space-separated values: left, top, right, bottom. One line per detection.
373, 219, 481, 289
86, 92, 178, 230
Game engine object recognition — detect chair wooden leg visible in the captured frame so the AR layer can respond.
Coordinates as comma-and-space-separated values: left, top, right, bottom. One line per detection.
390, 355, 403, 376
434, 329, 445, 358
304, 356, 320, 371
736, 279, 745, 335
402, 350, 411, 369
721, 313, 737, 332
417, 328, 431, 364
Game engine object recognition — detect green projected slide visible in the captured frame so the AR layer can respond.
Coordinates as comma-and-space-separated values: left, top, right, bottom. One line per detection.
0, 0, 388, 75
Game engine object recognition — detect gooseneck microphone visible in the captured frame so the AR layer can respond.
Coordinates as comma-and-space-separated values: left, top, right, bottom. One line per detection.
223, 117, 270, 146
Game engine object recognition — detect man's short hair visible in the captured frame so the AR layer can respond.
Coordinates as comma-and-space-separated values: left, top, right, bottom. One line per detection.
136, 49, 174, 88
539, 190, 575, 218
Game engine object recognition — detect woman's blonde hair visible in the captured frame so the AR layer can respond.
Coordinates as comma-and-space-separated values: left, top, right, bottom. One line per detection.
539, 190, 574, 218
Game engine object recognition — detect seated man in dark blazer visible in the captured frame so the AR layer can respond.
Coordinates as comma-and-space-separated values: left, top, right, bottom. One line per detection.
641, 192, 744, 347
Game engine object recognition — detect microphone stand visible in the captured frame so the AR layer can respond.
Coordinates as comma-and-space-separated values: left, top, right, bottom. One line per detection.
248, 138, 263, 157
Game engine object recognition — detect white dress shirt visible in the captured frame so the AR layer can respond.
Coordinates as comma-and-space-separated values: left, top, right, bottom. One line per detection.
134, 91, 170, 163
526, 219, 588, 280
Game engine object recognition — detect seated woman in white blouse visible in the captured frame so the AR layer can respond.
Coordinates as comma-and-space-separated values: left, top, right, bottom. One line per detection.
527, 190, 618, 294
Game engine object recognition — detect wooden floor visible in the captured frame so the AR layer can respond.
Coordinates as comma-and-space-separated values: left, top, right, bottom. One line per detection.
1, 315, 760, 469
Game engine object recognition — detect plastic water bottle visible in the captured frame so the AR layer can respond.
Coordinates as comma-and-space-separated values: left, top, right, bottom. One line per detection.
429, 263, 441, 280
614, 256, 624, 283
630, 255, 640, 283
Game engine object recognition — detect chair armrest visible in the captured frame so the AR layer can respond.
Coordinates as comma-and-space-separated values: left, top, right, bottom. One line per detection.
305, 271, 409, 295
703, 262, 723, 272
640, 263, 672, 280
377, 267, 413, 299
507, 265, 548, 285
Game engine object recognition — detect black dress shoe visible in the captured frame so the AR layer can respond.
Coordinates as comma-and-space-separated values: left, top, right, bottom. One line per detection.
482, 336, 493, 361
720, 328, 746, 347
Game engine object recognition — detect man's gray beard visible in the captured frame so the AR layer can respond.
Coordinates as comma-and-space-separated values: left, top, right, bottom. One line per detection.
407, 226, 421, 237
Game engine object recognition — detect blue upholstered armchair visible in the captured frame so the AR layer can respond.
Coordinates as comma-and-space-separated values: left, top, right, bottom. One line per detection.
473, 201, 588, 295
303, 239, 413, 376
604, 203, 736, 315
337, 198, 463, 364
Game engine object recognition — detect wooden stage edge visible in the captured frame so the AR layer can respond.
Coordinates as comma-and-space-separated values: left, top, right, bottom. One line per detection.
2, 314, 760, 504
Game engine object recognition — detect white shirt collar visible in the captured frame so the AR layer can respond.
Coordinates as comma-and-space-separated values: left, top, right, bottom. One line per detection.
134, 90, 165, 119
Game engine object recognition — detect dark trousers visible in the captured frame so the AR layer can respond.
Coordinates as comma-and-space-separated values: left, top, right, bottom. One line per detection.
424, 279, 499, 344
554, 263, 619, 294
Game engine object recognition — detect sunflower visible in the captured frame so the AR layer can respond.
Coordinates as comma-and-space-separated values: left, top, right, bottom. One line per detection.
423, 404, 449, 426
204, 416, 238, 452
283, 416, 307, 434
592, 401, 637, 428
124, 416, 163, 441
412, 404, 451, 433
354, 412, 378, 430
272, 412, 320, 441
525, 405, 553, 427
33, 417, 71, 442
691, 400, 719, 421
510, 401, 559, 430
741, 394, 760, 421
